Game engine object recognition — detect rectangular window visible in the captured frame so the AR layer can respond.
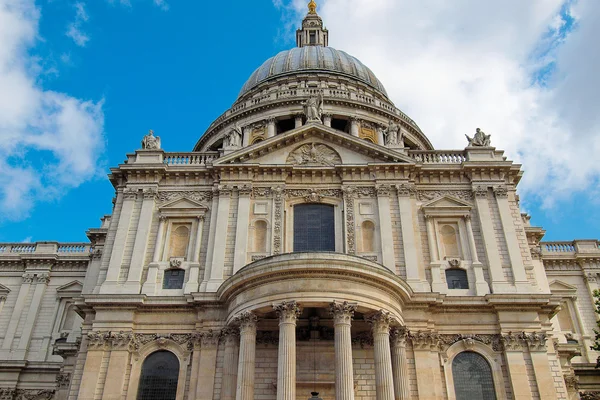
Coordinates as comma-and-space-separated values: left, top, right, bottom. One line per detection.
294, 204, 335, 252
310, 32, 316, 44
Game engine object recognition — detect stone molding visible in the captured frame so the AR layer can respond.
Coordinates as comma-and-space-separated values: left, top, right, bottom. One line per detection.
217, 185, 233, 197
86, 331, 217, 352
409, 331, 441, 351
285, 188, 342, 203
501, 331, 547, 352
273, 300, 302, 324
22, 273, 35, 284
439, 333, 503, 352
157, 190, 212, 204
585, 272, 598, 283
342, 187, 357, 255
252, 187, 272, 198
329, 301, 357, 325
564, 374, 579, 390
418, 190, 473, 202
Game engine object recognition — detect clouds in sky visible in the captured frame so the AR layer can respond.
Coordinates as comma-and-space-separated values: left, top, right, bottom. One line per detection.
0, 0, 104, 221
275, 0, 600, 209
66, 2, 90, 47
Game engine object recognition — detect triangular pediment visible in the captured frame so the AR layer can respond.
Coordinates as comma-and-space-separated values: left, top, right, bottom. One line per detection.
422, 195, 472, 218
422, 196, 473, 209
549, 280, 578, 294
214, 123, 415, 166
56, 281, 83, 297
159, 197, 208, 210
0, 283, 10, 296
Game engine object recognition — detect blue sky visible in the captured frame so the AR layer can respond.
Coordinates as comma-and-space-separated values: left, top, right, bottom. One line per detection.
0, 0, 598, 243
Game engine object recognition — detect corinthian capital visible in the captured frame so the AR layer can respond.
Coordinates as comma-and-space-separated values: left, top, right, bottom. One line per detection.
233, 311, 258, 333
390, 327, 410, 348
376, 184, 392, 197
493, 186, 508, 198
366, 310, 394, 335
273, 300, 302, 324
329, 301, 358, 325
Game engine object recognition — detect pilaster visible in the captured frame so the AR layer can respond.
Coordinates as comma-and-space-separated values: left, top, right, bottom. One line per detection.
410, 331, 444, 400
233, 185, 252, 274
221, 328, 240, 400
350, 117, 360, 137
207, 185, 232, 292
465, 215, 490, 295
376, 185, 396, 271
1, 273, 32, 355
102, 333, 132, 400
502, 332, 535, 399
185, 215, 205, 293
14, 272, 50, 359
141, 215, 166, 295
196, 331, 220, 399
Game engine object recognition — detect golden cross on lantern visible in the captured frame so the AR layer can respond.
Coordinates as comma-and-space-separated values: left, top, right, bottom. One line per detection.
308, 0, 317, 14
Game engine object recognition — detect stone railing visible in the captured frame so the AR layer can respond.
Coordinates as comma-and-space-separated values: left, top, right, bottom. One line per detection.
0, 242, 92, 255
408, 150, 467, 164
164, 152, 219, 166
543, 242, 576, 253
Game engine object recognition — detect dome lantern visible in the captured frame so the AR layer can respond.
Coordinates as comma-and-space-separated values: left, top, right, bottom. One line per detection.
296, 1, 328, 47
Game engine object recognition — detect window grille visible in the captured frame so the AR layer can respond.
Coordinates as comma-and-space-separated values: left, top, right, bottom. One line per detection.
294, 204, 335, 252
163, 269, 185, 289
137, 351, 179, 400
446, 269, 469, 289
452, 352, 496, 400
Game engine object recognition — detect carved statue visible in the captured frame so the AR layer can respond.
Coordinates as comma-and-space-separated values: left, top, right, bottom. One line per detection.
226, 124, 243, 148
287, 143, 341, 166
465, 128, 492, 147
303, 93, 323, 122
141, 129, 161, 150
383, 121, 404, 147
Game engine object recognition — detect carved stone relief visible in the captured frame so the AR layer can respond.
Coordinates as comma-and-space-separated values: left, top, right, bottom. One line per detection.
157, 191, 212, 204
418, 190, 473, 202
286, 143, 342, 166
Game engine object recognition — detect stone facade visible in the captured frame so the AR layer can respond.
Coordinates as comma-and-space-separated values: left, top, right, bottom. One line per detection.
1, 2, 600, 399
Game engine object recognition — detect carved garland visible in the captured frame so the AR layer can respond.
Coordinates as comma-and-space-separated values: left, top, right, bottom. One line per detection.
418, 190, 474, 202
0, 390, 55, 400
157, 191, 213, 204
343, 187, 357, 254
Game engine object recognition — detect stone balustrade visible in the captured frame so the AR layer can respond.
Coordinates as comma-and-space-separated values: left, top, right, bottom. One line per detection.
408, 150, 467, 164
540, 240, 600, 256
543, 242, 576, 253
0, 242, 92, 255
163, 152, 219, 166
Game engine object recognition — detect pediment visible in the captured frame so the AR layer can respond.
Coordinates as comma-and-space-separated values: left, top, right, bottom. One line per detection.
422, 196, 473, 208
422, 196, 472, 217
0, 283, 10, 296
549, 280, 578, 295
159, 197, 208, 210
214, 123, 415, 166
56, 281, 83, 297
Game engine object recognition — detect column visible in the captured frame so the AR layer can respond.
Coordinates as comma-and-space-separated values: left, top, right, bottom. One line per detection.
390, 328, 410, 400
377, 126, 385, 146
242, 126, 251, 147
101, 188, 137, 292
233, 186, 252, 274
425, 215, 444, 293
142, 215, 166, 295
367, 311, 395, 400
274, 301, 301, 400
207, 185, 232, 292
185, 215, 205, 293
396, 184, 427, 291
221, 328, 240, 400
502, 333, 534, 400
323, 114, 332, 127
102, 334, 131, 400
494, 186, 529, 290
196, 331, 219, 399
15, 273, 50, 358
1, 273, 33, 354
235, 311, 258, 400
330, 301, 357, 400
473, 186, 508, 292
351, 117, 360, 137
126, 188, 157, 293
526, 333, 556, 400
267, 118, 276, 138
465, 215, 490, 295
376, 185, 396, 270
295, 113, 303, 128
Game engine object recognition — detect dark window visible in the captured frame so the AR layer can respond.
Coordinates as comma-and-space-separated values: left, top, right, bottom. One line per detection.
163, 269, 185, 289
276, 118, 295, 134
446, 269, 469, 289
294, 204, 335, 252
310, 32, 317, 44
453, 352, 497, 400
331, 118, 349, 133
137, 351, 179, 400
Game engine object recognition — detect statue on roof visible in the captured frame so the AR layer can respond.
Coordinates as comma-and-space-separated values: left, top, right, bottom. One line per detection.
466, 128, 492, 147
141, 130, 161, 150
226, 123, 243, 148
303, 93, 324, 123
383, 120, 404, 147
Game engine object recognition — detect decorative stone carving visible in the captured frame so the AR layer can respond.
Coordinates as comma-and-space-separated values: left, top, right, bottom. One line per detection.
111, 331, 133, 349
14, 390, 55, 400
34, 273, 50, 284
396, 183, 416, 197
169, 258, 183, 268
580, 392, 600, 400
447, 258, 461, 268
493, 186, 508, 198
352, 331, 374, 348
0, 389, 16, 400
383, 120, 403, 147
286, 143, 341, 166
56, 373, 71, 389
473, 186, 489, 198
141, 129, 161, 150
286, 188, 342, 203
303, 94, 323, 122
123, 188, 138, 200
564, 374, 579, 390
226, 124, 243, 148
238, 184, 253, 196
329, 301, 357, 324
252, 187, 272, 198
273, 301, 302, 323
418, 190, 473, 202
201, 330, 220, 348
465, 128, 491, 147
390, 327, 409, 347
342, 187, 357, 255
143, 188, 158, 200
220, 327, 240, 345
273, 186, 284, 255
585, 272, 597, 283
376, 185, 392, 197
501, 331, 527, 351
157, 191, 212, 204
365, 310, 394, 335
218, 185, 233, 197
409, 331, 441, 351
524, 331, 547, 352
438, 333, 503, 352
233, 311, 258, 331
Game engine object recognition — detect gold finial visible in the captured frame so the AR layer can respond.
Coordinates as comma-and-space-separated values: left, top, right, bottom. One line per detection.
308, 0, 317, 14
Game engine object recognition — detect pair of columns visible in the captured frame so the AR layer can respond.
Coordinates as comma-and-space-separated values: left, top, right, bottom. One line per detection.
233, 302, 410, 400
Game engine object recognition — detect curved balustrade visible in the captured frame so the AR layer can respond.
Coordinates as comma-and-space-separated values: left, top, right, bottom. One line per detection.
409, 151, 467, 164
164, 152, 219, 166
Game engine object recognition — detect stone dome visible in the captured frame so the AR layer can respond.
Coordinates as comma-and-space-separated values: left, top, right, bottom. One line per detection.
237, 46, 389, 100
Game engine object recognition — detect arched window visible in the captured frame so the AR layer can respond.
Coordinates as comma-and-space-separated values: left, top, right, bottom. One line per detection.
446, 269, 469, 289
169, 225, 190, 259
361, 221, 375, 252
441, 224, 460, 257
163, 269, 185, 290
254, 220, 268, 252
137, 351, 179, 400
294, 204, 335, 252
452, 352, 496, 400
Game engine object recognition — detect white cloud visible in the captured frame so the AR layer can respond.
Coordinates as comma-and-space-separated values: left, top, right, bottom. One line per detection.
275, 0, 600, 209
0, 0, 105, 221
106, 0, 169, 11
154, 0, 169, 11
66, 2, 90, 47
